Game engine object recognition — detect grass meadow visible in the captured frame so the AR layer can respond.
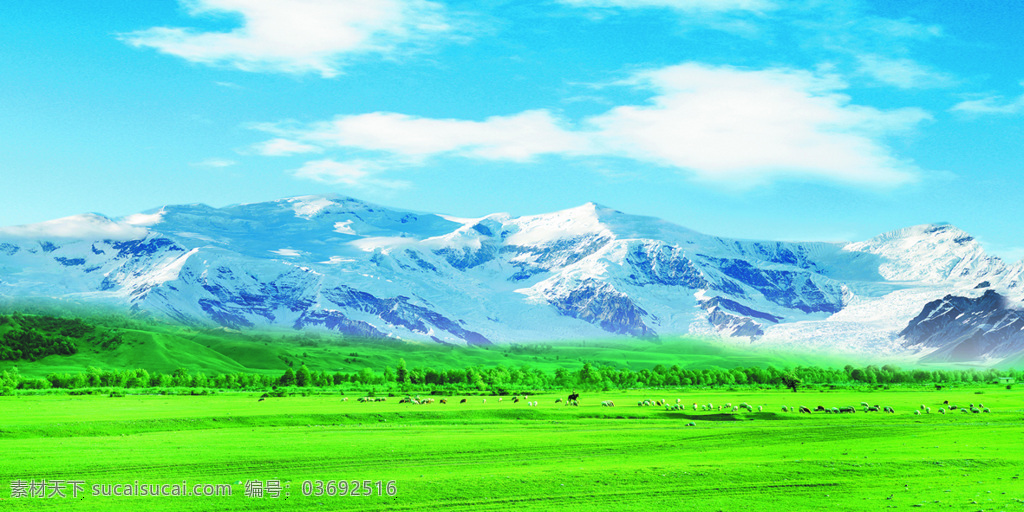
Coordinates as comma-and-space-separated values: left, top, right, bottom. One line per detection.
2, 387, 1023, 511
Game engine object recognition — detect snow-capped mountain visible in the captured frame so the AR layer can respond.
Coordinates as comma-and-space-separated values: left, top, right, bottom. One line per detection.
900, 288, 1024, 362
1, 194, 1022, 362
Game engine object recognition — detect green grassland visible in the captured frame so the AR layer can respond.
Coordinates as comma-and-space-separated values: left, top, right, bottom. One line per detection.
0, 311, 876, 380
2, 387, 1023, 511
2, 311, 1022, 510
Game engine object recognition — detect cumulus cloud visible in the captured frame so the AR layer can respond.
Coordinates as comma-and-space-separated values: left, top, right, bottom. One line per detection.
586, 63, 929, 185
0, 214, 149, 241
120, 0, 452, 77
261, 63, 928, 188
290, 159, 410, 189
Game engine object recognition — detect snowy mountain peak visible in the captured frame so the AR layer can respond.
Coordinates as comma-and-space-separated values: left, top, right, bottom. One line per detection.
843, 223, 1001, 284
2, 195, 1022, 362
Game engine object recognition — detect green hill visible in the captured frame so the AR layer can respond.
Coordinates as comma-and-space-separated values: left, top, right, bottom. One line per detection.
0, 312, 859, 379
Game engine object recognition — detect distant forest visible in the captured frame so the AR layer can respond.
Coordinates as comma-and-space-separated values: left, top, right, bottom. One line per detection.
0, 311, 1019, 395
2, 360, 1018, 395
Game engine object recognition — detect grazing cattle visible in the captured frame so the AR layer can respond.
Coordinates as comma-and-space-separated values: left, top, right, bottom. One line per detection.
513, 397, 520, 403
815, 406, 826, 412
799, 406, 811, 414
460, 398, 467, 404
257, 397, 265, 402
602, 400, 615, 407
440, 399, 447, 404
555, 398, 563, 403
342, 397, 348, 402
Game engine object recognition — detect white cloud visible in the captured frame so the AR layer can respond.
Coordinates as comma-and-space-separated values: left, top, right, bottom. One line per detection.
951, 87, 1024, 115
120, 0, 452, 77
855, 54, 954, 89
0, 214, 149, 241
252, 138, 323, 156
586, 63, 929, 185
123, 210, 166, 227
290, 158, 410, 189
262, 63, 928, 188
192, 157, 237, 168
559, 0, 775, 12
280, 110, 592, 162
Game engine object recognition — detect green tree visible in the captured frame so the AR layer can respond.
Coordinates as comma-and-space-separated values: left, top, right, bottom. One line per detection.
780, 373, 801, 392
296, 365, 311, 387
280, 367, 296, 387
396, 358, 409, 385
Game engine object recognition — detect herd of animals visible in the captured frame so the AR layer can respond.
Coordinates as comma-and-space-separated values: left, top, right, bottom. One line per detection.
319, 394, 995, 416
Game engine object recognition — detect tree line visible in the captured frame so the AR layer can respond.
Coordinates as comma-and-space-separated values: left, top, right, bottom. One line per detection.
2, 359, 1019, 394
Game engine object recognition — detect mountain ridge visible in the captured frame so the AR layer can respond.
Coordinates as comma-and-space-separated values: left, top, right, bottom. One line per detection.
2, 194, 1022, 364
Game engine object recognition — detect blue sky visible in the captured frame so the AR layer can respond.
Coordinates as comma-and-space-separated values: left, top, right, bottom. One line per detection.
2, 0, 1023, 258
